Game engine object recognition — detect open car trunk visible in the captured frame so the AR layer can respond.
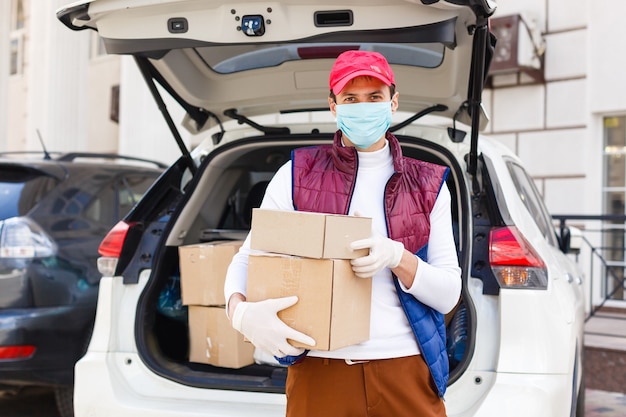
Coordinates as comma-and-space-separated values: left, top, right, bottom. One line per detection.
57, 0, 496, 179
127, 130, 475, 391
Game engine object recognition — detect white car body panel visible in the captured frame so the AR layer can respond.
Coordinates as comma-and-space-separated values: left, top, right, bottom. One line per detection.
78, 274, 287, 416
469, 373, 573, 416
75, 354, 286, 417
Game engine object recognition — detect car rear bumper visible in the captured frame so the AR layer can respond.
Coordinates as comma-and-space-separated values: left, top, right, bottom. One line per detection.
74, 351, 286, 417
0, 305, 95, 386
446, 371, 576, 417
74, 350, 578, 417
473, 373, 575, 417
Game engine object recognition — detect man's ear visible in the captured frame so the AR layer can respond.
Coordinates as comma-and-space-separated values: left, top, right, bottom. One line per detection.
328, 97, 337, 116
391, 91, 399, 113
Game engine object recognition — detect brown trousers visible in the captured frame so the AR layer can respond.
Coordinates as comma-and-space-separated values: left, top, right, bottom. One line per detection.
285, 355, 447, 417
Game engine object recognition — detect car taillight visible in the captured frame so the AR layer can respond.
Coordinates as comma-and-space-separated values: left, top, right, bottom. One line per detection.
98, 221, 132, 257
97, 221, 133, 276
0, 345, 36, 360
0, 217, 57, 259
489, 226, 548, 289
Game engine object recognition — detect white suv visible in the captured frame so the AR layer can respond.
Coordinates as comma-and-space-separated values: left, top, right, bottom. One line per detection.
58, 1, 586, 416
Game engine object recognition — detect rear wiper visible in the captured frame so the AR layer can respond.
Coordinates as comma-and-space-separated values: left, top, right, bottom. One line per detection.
224, 109, 290, 135
389, 104, 448, 132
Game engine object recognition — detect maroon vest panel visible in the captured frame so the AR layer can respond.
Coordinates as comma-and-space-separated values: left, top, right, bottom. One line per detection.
292, 131, 447, 255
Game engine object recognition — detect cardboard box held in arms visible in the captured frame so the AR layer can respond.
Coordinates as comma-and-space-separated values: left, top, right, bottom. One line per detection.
250, 208, 371, 259
247, 255, 372, 351
247, 209, 373, 351
178, 240, 243, 306
188, 306, 254, 368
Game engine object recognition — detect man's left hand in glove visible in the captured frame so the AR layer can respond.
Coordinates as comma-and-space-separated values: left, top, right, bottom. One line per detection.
350, 234, 405, 278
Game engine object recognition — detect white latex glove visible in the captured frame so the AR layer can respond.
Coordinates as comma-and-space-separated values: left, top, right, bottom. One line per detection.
231, 296, 315, 358
350, 234, 404, 278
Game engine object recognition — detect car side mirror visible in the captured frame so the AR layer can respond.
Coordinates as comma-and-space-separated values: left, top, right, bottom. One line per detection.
558, 225, 582, 255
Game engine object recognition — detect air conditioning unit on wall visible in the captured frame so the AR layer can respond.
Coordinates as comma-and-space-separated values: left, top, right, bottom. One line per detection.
489, 14, 545, 83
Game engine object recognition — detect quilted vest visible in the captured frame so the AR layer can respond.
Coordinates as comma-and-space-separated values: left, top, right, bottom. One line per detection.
292, 130, 450, 397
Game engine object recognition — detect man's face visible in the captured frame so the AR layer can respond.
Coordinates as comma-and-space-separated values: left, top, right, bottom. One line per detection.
328, 76, 399, 151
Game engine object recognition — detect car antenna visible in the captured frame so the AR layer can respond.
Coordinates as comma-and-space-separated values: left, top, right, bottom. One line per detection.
36, 129, 52, 160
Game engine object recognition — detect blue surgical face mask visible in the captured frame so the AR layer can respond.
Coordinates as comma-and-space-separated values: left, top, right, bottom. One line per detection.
335, 101, 393, 149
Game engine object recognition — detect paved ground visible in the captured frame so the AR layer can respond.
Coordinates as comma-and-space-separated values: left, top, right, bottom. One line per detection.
584, 310, 626, 394
0, 387, 59, 417
586, 389, 626, 417
0, 387, 624, 416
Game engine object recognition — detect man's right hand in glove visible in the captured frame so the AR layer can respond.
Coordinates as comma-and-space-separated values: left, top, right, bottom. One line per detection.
231, 295, 315, 358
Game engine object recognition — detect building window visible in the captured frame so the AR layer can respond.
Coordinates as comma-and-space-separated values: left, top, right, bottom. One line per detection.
9, 0, 25, 75
11, 0, 24, 31
9, 33, 23, 75
602, 115, 626, 301
110, 85, 120, 123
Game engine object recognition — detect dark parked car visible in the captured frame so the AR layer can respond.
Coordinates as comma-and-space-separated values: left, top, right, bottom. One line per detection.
0, 152, 164, 417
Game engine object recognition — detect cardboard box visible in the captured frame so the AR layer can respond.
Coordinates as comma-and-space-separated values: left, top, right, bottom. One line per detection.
179, 241, 243, 306
247, 254, 371, 351
188, 306, 255, 368
250, 208, 371, 259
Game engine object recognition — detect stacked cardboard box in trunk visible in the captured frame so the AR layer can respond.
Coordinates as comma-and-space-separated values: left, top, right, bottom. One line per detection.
179, 241, 254, 368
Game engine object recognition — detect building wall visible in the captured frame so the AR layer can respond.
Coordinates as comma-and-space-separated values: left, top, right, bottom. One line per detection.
2, 0, 625, 211
0, 0, 119, 155
87, 52, 121, 154
483, 0, 594, 218
589, 0, 626, 114
28, 0, 91, 153
0, 1, 10, 151
116, 56, 193, 164
480, 0, 624, 223
2, 0, 29, 151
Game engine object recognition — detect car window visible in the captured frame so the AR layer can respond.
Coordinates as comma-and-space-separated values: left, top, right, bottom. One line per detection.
51, 187, 94, 216
0, 169, 59, 220
84, 173, 159, 225
506, 161, 558, 246
200, 42, 444, 74
118, 174, 160, 214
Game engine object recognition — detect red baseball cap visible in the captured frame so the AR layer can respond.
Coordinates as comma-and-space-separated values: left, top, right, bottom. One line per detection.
329, 50, 395, 95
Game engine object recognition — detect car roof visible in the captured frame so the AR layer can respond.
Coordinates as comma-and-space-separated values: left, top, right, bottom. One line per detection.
0, 153, 166, 181
57, 0, 495, 137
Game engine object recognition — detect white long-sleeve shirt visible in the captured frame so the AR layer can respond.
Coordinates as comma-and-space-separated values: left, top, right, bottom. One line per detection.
224, 140, 461, 360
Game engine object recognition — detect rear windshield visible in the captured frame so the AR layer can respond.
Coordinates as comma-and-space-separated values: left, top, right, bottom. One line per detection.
198, 42, 444, 74
0, 168, 59, 219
